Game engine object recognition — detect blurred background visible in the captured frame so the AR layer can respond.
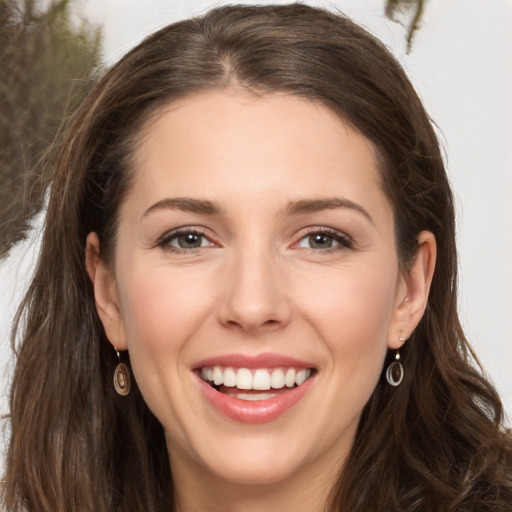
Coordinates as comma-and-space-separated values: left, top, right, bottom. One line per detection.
1, 0, 511, 470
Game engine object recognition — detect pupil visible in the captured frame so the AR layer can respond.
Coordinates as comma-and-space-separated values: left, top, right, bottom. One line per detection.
179, 233, 201, 248
309, 234, 332, 249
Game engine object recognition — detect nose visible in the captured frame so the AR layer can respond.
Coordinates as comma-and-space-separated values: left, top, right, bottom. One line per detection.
217, 247, 292, 334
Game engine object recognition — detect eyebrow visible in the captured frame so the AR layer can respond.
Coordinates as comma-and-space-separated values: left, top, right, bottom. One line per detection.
142, 198, 225, 218
283, 198, 374, 224
142, 196, 373, 224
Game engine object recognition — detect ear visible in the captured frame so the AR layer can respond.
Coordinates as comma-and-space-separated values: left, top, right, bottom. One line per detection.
85, 232, 128, 351
388, 231, 437, 350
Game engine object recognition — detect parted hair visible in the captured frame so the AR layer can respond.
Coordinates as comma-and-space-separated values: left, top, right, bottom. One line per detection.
3, 4, 512, 511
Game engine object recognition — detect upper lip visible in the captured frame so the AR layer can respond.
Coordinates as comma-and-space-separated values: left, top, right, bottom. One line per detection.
193, 352, 314, 370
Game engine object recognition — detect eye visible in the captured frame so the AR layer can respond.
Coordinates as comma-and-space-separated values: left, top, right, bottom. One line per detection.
295, 229, 353, 251
300, 233, 336, 250
157, 229, 214, 252
172, 232, 209, 249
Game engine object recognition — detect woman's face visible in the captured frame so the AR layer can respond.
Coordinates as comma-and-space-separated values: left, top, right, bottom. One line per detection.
89, 91, 428, 493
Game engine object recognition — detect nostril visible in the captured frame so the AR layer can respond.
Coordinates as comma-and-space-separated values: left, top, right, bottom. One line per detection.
224, 317, 285, 333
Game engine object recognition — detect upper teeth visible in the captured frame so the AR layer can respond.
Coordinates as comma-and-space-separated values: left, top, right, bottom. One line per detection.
200, 366, 312, 390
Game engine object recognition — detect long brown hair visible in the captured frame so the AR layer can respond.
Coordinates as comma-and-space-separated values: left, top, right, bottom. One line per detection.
3, 4, 511, 511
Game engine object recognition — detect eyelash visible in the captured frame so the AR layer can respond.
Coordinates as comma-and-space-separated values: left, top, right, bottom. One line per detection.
294, 227, 354, 253
155, 227, 353, 254
156, 227, 213, 253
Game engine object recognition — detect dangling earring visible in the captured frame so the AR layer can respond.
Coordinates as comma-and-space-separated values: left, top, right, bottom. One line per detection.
113, 348, 131, 396
386, 348, 404, 387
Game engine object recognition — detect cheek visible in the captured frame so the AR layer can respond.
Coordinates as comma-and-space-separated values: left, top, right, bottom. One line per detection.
296, 262, 397, 373
118, 264, 212, 342
115, 265, 215, 393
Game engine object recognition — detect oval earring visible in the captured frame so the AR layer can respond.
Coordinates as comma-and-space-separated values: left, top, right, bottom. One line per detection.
113, 348, 131, 396
386, 350, 404, 387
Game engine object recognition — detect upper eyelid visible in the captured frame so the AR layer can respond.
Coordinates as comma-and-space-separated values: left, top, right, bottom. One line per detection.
159, 226, 209, 237
156, 226, 214, 246
293, 227, 354, 250
154, 225, 353, 247
294, 226, 353, 241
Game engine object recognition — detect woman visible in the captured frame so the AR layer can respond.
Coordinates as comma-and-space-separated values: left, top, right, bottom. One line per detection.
2, 4, 511, 511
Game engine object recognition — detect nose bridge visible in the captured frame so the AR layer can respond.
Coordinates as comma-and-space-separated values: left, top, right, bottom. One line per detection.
218, 239, 291, 332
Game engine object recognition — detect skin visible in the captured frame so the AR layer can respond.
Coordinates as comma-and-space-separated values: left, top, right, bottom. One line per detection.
86, 90, 436, 512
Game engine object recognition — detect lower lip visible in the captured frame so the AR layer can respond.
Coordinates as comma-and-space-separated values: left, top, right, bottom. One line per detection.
196, 373, 315, 424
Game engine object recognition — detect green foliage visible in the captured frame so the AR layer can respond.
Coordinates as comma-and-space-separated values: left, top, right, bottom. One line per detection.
0, 0, 102, 258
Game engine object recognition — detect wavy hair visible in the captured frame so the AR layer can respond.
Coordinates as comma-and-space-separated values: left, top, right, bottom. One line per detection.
3, 4, 511, 511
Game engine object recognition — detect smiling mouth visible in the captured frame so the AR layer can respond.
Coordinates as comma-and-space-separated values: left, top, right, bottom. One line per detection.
199, 366, 314, 401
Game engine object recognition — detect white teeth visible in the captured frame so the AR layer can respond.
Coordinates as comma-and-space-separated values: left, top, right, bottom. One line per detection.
270, 368, 285, 389
200, 366, 313, 391
236, 392, 278, 401
253, 369, 271, 390
213, 367, 223, 386
236, 368, 253, 390
285, 368, 296, 388
223, 367, 237, 387
295, 369, 311, 386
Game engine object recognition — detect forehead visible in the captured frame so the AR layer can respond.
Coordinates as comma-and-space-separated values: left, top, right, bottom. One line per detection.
124, 90, 390, 223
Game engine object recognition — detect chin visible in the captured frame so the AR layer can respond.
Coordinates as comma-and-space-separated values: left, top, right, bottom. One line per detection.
167, 425, 312, 488
205, 455, 302, 487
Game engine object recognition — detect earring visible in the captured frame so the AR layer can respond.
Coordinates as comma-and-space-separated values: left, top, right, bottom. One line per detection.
386, 350, 404, 387
113, 348, 131, 396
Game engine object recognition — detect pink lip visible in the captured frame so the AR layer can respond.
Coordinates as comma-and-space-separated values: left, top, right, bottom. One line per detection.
193, 352, 316, 424
194, 352, 313, 370
196, 375, 315, 424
